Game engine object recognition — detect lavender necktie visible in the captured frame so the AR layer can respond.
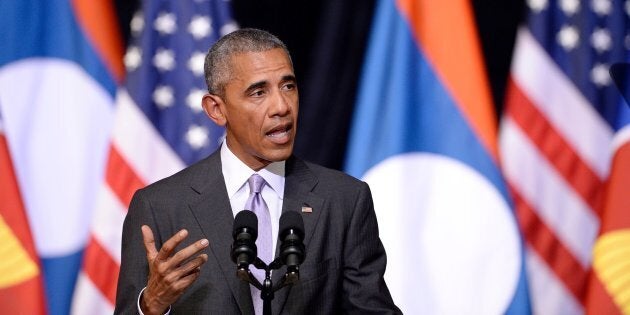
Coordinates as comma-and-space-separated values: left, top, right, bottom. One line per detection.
244, 174, 271, 314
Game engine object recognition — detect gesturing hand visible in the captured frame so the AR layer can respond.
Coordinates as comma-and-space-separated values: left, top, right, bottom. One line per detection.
140, 225, 210, 315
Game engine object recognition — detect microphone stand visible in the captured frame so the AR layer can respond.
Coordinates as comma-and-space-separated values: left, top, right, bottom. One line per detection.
236, 257, 300, 315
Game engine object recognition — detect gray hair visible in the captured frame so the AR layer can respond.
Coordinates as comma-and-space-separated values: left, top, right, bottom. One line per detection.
204, 28, 292, 97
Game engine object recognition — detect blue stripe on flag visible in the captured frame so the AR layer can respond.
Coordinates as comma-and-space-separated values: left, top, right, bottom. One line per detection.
41, 250, 84, 315
0, 0, 117, 96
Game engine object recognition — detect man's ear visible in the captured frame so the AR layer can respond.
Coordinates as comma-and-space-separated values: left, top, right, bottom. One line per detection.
202, 93, 227, 126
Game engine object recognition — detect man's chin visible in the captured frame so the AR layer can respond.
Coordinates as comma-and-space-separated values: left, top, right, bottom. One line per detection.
264, 146, 293, 162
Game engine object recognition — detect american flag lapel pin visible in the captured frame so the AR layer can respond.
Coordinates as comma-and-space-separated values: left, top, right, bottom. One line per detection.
301, 205, 313, 213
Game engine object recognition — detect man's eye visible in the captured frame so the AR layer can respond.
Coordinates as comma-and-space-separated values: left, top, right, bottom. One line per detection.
251, 90, 265, 97
282, 83, 296, 91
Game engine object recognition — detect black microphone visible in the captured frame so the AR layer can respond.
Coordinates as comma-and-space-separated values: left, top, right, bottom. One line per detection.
231, 210, 258, 269
278, 211, 305, 273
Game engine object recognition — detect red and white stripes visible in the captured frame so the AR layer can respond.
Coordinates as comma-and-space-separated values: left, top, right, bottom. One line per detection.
71, 89, 184, 314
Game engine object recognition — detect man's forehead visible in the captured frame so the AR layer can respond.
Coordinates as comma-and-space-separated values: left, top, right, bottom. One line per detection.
228, 49, 294, 82
229, 49, 291, 68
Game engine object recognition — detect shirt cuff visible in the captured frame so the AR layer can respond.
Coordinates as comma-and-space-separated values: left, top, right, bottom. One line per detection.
137, 287, 171, 315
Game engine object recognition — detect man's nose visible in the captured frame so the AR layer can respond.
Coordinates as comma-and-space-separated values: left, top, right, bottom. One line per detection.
270, 90, 292, 116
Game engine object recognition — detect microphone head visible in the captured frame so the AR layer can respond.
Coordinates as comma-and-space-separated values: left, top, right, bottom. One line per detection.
279, 211, 304, 239
279, 211, 305, 268
231, 210, 258, 267
233, 210, 258, 239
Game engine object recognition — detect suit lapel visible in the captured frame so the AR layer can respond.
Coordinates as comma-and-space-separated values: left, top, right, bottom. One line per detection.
187, 151, 253, 314
272, 156, 324, 313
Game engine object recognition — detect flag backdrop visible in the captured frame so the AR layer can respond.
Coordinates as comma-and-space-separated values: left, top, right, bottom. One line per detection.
5, 0, 629, 314
0, 110, 47, 314
0, 0, 123, 313
500, 1, 630, 314
71, 0, 238, 313
344, 0, 530, 314
500, 0, 630, 314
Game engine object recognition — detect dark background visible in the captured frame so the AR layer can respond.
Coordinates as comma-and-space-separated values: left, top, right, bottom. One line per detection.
115, 0, 526, 170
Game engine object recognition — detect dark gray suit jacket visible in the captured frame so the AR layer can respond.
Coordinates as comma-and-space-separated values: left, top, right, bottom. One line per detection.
114, 150, 400, 314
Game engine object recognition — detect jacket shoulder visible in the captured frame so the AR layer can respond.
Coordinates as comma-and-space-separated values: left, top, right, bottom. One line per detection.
135, 153, 218, 198
298, 158, 368, 193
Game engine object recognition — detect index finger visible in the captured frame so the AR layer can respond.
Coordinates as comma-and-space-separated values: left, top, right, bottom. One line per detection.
156, 229, 189, 261
141, 225, 158, 260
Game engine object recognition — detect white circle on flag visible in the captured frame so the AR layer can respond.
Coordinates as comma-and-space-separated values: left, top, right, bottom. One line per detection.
0, 58, 114, 257
363, 152, 521, 315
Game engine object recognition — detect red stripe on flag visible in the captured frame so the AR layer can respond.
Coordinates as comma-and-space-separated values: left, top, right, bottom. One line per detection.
0, 135, 39, 259
598, 141, 630, 234
510, 184, 588, 302
83, 236, 120, 305
585, 270, 623, 315
80, 144, 144, 306
0, 277, 48, 315
106, 145, 146, 208
71, 0, 125, 82
506, 80, 604, 216
584, 134, 630, 314
0, 131, 47, 314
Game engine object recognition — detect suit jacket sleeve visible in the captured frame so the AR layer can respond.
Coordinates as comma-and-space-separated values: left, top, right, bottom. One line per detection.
114, 189, 154, 315
342, 182, 401, 314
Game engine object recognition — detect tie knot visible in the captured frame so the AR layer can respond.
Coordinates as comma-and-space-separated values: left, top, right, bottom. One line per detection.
248, 174, 266, 194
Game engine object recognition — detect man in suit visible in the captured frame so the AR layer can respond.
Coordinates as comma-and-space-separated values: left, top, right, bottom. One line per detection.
114, 28, 400, 315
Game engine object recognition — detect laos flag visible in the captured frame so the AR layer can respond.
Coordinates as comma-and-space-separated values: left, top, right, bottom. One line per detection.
0, 1, 123, 314
344, 1, 531, 314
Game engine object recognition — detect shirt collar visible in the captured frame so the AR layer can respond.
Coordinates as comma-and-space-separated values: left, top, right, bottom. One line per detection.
220, 142, 286, 199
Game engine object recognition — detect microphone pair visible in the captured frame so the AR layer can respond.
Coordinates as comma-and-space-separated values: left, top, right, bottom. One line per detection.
231, 210, 306, 274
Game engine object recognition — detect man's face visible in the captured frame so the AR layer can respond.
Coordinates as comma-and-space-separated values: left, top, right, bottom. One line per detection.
212, 48, 299, 170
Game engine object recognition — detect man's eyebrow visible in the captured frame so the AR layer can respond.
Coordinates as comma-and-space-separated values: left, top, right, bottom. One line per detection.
244, 75, 296, 94
282, 74, 297, 83
244, 80, 268, 94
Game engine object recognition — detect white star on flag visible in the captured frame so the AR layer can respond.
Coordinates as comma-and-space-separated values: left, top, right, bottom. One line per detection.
131, 12, 144, 36
154, 12, 177, 35
557, 25, 580, 50
592, 0, 612, 16
187, 51, 206, 76
153, 48, 175, 71
527, 0, 548, 12
153, 85, 175, 108
124, 46, 142, 71
590, 63, 611, 86
591, 28, 612, 53
187, 89, 206, 112
560, 0, 580, 15
185, 124, 209, 149
189, 15, 212, 39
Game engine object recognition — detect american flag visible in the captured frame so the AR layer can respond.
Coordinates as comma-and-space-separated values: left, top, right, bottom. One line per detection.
500, 0, 630, 314
71, 0, 237, 313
